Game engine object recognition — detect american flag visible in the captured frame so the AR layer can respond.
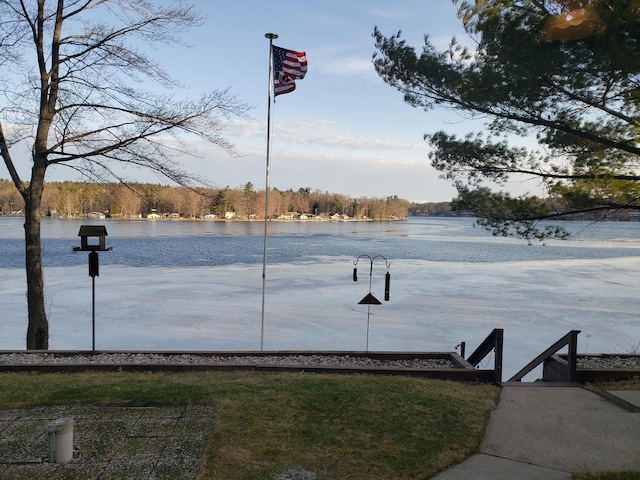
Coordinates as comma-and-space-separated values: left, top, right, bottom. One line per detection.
272, 46, 307, 96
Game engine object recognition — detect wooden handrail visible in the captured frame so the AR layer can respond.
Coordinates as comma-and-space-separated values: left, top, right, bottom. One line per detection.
466, 328, 503, 384
508, 330, 581, 382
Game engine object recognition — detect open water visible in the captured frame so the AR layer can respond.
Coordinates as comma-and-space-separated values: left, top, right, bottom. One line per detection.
1, 216, 639, 379
2, 216, 640, 268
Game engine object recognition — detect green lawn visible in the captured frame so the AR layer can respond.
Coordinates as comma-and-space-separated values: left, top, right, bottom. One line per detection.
571, 474, 640, 480
585, 378, 640, 396
0, 371, 499, 479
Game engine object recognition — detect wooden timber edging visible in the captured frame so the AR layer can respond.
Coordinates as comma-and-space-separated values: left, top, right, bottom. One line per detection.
544, 353, 640, 383
0, 350, 486, 381
2, 349, 636, 383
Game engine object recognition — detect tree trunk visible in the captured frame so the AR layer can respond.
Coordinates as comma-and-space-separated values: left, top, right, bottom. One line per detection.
25, 165, 48, 350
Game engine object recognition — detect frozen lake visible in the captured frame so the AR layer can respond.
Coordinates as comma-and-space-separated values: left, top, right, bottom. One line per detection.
2, 216, 639, 379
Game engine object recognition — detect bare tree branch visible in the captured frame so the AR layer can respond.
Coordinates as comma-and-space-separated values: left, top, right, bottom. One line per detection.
0, 0, 251, 349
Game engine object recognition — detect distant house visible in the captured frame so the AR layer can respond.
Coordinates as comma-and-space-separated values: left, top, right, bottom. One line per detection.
224, 211, 236, 219
88, 212, 105, 219
147, 213, 161, 220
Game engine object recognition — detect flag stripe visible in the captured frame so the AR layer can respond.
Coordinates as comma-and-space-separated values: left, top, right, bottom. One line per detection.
281, 53, 307, 78
272, 45, 307, 97
274, 72, 296, 96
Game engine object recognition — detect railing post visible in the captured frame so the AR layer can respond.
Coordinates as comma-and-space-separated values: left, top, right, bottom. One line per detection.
568, 329, 579, 382
466, 329, 504, 384
508, 330, 581, 382
494, 328, 503, 384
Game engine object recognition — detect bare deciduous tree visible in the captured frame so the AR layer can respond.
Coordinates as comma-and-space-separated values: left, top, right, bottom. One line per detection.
0, 0, 250, 349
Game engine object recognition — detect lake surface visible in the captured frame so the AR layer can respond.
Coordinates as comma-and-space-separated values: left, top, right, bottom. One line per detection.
2, 216, 640, 269
1, 216, 639, 379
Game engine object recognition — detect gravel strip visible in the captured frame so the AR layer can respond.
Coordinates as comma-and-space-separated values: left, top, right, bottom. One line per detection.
0, 352, 457, 369
2, 353, 638, 371
576, 355, 640, 370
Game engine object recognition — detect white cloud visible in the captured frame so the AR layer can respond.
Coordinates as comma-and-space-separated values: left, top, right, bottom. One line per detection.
172, 120, 451, 202
272, 119, 425, 152
317, 56, 374, 77
367, 8, 413, 21
222, 117, 427, 154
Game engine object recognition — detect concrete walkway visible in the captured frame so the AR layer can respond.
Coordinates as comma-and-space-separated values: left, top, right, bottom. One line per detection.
432, 385, 640, 480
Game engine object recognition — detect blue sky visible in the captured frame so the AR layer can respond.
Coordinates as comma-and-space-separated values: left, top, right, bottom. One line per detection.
39, 1, 538, 202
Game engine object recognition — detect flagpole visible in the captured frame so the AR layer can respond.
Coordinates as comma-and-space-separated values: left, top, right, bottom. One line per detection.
261, 32, 277, 351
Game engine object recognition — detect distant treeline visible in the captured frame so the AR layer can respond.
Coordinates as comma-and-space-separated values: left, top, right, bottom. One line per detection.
0, 179, 439, 220
7, 179, 634, 222
408, 202, 454, 216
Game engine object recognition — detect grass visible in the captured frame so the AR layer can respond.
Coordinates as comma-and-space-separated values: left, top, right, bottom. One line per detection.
571, 474, 640, 480
584, 377, 640, 396
0, 371, 500, 480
